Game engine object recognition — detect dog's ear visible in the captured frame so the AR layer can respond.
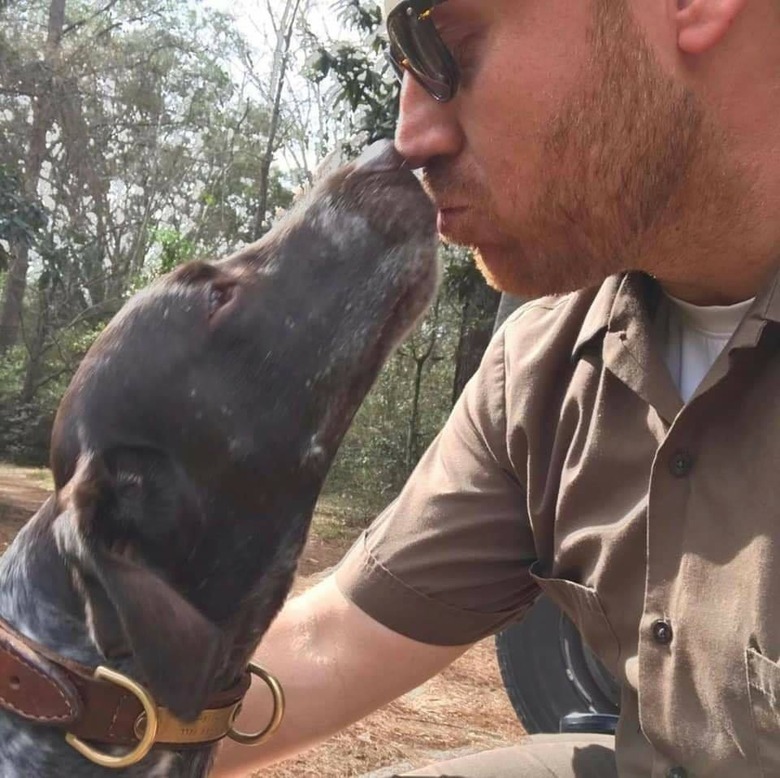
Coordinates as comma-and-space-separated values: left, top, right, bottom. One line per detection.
56, 452, 225, 721
83, 550, 225, 721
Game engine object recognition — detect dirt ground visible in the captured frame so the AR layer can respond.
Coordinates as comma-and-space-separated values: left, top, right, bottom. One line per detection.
0, 465, 525, 777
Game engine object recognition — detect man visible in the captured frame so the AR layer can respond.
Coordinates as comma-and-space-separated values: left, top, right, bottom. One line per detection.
215, 0, 780, 775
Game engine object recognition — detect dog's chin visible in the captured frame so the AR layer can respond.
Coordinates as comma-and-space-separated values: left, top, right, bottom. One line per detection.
311, 247, 440, 457
218, 552, 304, 680
383, 246, 441, 346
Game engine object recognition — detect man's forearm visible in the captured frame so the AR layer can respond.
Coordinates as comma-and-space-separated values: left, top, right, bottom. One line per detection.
212, 575, 470, 777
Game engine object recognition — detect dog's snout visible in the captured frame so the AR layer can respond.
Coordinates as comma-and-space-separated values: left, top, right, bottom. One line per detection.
353, 140, 406, 174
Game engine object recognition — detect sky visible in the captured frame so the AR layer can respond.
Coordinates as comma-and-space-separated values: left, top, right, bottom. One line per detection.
208, 0, 349, 51
205, 0, 369, 178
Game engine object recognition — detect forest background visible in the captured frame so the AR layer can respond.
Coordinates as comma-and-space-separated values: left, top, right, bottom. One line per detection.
0, 0, 503, 514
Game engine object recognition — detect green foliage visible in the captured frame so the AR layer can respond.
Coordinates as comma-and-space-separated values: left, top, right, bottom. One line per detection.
308, 0, 398, 146
323, 247, 468, 513
0, 0, 499, 513
0, 300, 103, 464
0, 167, 47, 266
323, 327, 457, 511
0, 0, 301, 465
0, 345, 51, 464
445, 245, 483, 302
152, 227, 197, 274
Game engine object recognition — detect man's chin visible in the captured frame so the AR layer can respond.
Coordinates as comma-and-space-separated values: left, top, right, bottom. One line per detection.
435, 216, 533, 296
473, 243, 603, 299
472, 245, 537, 298
437, 212, 603, 298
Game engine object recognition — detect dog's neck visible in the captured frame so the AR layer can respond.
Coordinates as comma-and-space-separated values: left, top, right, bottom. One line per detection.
0, 498, 216, 777
0, 503, 97, 662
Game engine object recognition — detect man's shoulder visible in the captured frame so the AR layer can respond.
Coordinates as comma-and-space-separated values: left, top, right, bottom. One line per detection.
502, 292, 581, 328
498, 279, 614, 365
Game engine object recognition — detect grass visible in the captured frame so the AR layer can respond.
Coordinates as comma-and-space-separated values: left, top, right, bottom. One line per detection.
24, 468, 54, 489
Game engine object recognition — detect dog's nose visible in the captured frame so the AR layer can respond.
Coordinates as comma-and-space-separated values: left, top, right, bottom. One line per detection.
353, 140, 406, 173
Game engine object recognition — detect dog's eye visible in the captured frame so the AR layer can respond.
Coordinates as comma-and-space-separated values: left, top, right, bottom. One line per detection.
208, 283, 235, 318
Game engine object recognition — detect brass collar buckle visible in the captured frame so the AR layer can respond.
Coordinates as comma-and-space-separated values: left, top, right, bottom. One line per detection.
66, 662, 285, 770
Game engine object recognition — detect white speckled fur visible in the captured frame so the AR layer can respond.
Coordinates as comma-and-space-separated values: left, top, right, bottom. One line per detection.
0, 508, 218, 777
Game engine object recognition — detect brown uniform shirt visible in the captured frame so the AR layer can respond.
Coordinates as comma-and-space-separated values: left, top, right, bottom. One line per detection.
336, 271, 780, 777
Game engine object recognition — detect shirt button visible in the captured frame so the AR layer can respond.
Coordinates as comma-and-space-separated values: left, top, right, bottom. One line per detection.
652, 619, 674, 645
666, 768, 688, 778
669, 450, 693, 477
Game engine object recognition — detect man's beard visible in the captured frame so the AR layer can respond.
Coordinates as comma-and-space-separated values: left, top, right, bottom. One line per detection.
424, 0, 753, 298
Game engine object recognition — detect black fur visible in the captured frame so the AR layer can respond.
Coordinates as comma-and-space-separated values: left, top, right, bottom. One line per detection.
0, 142, 438, 776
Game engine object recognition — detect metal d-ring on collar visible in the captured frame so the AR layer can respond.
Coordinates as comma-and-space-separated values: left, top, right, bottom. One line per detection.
66, 661, 286, 769
227, 662, 286, 745
65, 666, 159, 769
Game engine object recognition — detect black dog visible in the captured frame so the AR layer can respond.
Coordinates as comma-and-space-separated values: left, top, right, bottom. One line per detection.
0, 141, 438, 776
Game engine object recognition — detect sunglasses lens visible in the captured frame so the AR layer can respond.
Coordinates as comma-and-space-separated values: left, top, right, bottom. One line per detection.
386, 4, 456, 101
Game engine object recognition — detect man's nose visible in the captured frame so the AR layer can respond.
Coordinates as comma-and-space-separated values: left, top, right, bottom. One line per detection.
394, 74, 463, 169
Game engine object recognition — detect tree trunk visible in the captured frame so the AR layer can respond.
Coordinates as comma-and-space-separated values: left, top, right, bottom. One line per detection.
251, 0, 303, 240
20, 288, 49, 403
405, 356, 425, 472
493, 292, 526, 333
0, 0, 65, 354
403, 299, 440, 471
0, 243, 31, 354
451, 279, 501, 405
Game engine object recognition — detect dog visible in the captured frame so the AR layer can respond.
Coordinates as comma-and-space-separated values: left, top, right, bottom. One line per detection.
0, 141, 438, 776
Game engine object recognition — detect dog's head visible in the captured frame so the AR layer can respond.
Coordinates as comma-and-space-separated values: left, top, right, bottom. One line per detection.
48, 142, 438, 720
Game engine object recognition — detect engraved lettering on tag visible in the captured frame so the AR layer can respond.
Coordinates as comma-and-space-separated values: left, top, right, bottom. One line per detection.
135, 705, 237, 743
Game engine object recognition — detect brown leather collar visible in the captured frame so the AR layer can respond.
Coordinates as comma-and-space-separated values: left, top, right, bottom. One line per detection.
0, 615, 249, 748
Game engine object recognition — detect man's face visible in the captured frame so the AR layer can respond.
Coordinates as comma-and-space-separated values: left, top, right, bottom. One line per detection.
395, 0, 745, 297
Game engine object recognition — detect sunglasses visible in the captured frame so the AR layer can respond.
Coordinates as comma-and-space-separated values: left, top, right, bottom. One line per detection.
385, 0, 458, 102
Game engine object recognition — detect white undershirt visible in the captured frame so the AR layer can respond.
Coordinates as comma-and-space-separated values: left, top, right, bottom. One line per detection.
660, 293, 755, 403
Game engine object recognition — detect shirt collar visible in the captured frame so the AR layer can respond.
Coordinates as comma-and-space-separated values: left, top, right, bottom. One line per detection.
752, 264, 780, 324
571, 264, 780, 362
571, 273, 660, 361
570, 277, 620, 361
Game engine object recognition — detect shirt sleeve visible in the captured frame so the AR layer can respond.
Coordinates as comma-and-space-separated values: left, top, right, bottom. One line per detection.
335, 324, 540, 646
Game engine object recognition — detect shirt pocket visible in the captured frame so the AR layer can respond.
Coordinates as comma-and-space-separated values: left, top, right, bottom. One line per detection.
746, 645, 780, 774
529, 561, 620, 669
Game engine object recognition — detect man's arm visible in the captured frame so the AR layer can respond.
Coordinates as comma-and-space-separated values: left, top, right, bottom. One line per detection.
212, 574, 471, 777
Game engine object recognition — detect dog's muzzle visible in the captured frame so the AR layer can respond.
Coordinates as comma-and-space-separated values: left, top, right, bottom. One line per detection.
0, 617, 284, 769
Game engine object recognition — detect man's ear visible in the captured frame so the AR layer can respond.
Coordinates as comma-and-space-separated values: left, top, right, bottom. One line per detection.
56, 452, 225, 722
675, 0, 749, 55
